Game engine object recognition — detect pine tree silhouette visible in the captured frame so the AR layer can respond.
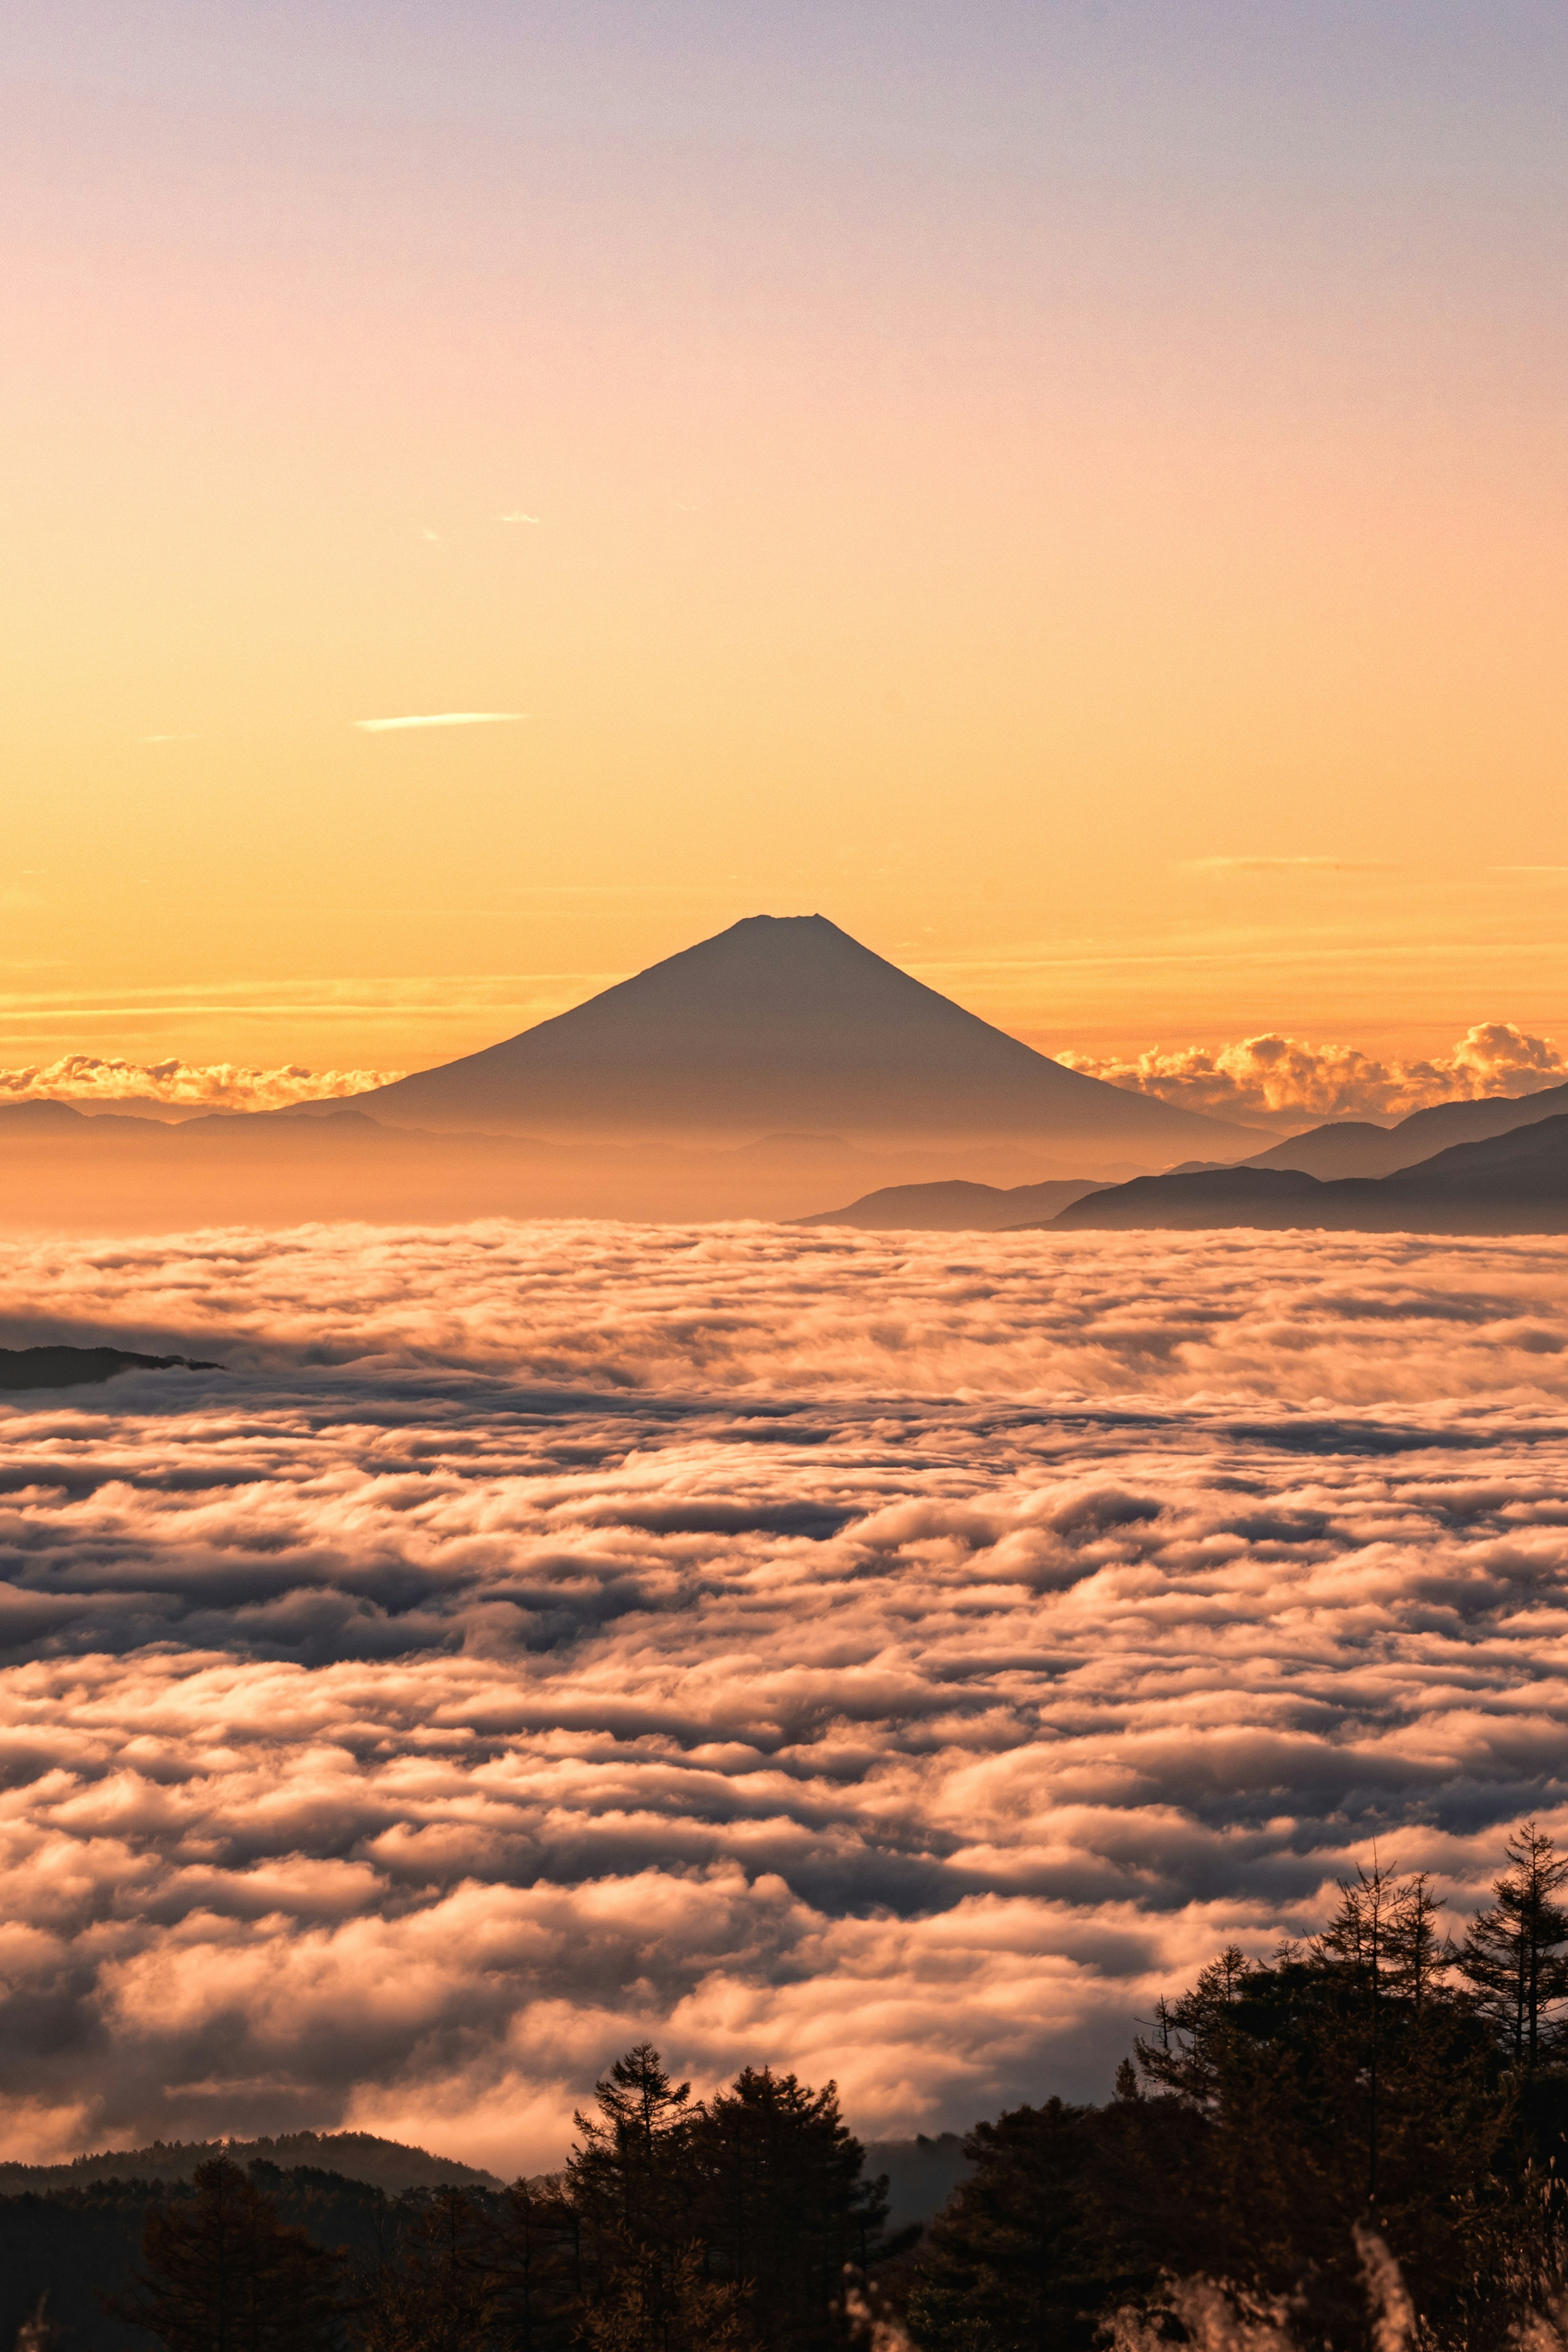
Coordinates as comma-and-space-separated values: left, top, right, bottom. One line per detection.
483, 2180, 581, 2352
352, 2185, 495, 2352
581, 2241, 755, 2352
1461, 1819, 1568, 2068
111, 2156, 342, 2352
692, 2067, 888, 2352
567, 2045, 701, 2303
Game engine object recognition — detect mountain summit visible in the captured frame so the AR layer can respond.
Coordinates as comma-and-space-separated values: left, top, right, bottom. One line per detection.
363, 916, 1256, 1162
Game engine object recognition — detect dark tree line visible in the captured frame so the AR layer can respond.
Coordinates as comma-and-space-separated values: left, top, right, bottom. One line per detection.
904, 1819, 1568, 2351
107, 2050, 884, 2352
36, 1817, 1568, 2352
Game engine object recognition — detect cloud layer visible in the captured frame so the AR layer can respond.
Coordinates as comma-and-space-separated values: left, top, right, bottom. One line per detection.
1, 1223, 1567, 2177
11, 1021, 1561, 1131
0, 1057, 402, 1114
1059, 1022, 1566, 1129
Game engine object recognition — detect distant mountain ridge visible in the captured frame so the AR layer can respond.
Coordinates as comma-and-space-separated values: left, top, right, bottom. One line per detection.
360, 916, 1260, 1162
1049, 1110, 1568, 1233
797, 1177, 1105, 1231
0, 2125, 962, 2225
0, 2130, 502, 2195
0, 1346, 220, 1390
1237, 1079, 1568, 1181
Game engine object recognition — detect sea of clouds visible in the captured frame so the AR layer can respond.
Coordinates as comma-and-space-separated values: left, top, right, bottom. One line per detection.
2, 1221, 1568, 2177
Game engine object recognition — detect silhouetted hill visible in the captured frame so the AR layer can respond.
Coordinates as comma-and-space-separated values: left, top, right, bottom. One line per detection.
1240, 1121, 1403, 1178
0, 1347, 220, 1390
0, 2129, 501, 2195
0, 2161, 487, 2352
0, 1099, 114, 1129
1048, 1112, 1568, 1233
797, 1177, 1105, 1231
0, 2135, 951, 2352
1241, 1078, 1568, 1179
361, 917, 1260, 1162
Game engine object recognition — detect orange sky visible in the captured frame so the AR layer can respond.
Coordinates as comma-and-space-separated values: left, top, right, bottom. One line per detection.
4, 3, 1566, 1080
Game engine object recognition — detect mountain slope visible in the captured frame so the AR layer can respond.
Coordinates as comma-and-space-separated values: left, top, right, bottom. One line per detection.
797, 1177, 1105, 1231
1243, 1080, 1568, 1179
0, 1347, 220, 1390
361, 916, 1259, 1160
0, 2129, 501, 2194
1049, 1112, 1568, 1233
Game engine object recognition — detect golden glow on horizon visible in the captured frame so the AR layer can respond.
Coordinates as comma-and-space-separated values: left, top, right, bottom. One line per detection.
4, 6, 1565, 1077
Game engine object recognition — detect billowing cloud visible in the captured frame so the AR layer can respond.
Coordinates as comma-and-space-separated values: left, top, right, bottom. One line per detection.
0, 1057, 403, 1114
0, 1222, 1566, 2176
1059, 1022, 1566, 1130
16, 1022, 1559, 1134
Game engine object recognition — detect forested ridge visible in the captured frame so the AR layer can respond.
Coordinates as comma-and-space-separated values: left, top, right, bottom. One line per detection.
12, 1819, 1568, 2352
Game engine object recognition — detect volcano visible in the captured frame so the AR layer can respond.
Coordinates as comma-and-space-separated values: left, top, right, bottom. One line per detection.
361, 916, 1258, 1164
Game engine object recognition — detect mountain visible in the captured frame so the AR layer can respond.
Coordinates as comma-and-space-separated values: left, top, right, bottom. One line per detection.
1048, 1111, 1568, 1233
797, 1177, 1106, 1231
0, 2129, 501, 2195
0, 2136, 506, 2352
0, 1347, 220, 1390
1239, 1079, 1568, 1180
359, 916, 1260, 1164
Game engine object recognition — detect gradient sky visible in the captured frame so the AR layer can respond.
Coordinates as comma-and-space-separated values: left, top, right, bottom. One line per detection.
4, 2, 1566, 1077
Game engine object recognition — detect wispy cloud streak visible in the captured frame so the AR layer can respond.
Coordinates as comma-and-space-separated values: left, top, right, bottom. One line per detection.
354, 713, 527, 733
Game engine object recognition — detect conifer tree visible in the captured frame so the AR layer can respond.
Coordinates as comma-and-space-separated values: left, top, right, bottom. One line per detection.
1312, 1856, 1405, 2207
112, 2156, 343, 2352
567, 2046, 701, 2298
692, 2067, 887, 2352
904, 2096, 1129, 2352
1124, 1887, 1507, 2329
484, 2180, 581, 2352
581, 2241, 755, 2352
1460, 1819, 1568, 2069
352, 2187, 493, 2352
1387, 1873, 1452, 2011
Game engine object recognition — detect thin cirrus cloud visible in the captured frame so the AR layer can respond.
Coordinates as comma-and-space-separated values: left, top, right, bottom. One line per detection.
0, 1221, 1566, 2175
354, 713, 528, 733
1180, 856, 1398, 874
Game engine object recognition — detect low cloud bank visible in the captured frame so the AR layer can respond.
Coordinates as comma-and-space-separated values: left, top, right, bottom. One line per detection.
0, 1057, 403, 1114
10, 1020, 1563, 1133
1060, 1022, 1565, 1129
0, 1224, 1566, 2177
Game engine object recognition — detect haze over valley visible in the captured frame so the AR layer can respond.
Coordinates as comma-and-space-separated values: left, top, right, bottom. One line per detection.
7, 916, 1568, 1235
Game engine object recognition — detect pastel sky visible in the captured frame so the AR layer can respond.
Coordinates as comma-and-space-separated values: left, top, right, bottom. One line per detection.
4, 2, 1566, 1076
